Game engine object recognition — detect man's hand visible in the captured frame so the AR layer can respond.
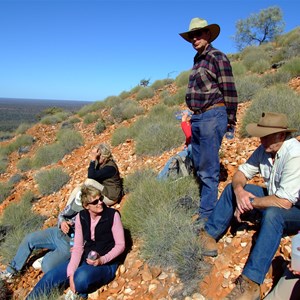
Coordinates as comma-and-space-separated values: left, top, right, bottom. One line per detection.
234, 187, 254, 214
60, 221, 73, 234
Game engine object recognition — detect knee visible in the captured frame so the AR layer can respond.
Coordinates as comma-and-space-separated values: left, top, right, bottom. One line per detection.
74, 271, 89, 292
262, 207, 284, 226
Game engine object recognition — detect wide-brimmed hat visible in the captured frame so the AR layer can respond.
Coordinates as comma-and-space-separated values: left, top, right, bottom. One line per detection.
179, 18, 220, 43
246, 112, 297, 138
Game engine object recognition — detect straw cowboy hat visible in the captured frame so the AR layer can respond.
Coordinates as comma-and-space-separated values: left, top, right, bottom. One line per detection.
246, 112, 297, 138
179, 18, 220, 43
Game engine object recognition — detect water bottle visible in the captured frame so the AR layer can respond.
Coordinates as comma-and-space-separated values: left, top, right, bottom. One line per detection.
88, 250, 99, 261
175, 110, 192, 121
291, 231, 300, 271
225, 125, 235, 140
69, 233, 75, 247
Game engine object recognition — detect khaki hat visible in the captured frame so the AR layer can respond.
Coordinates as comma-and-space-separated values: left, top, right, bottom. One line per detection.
246, 112, 297, 138
179, 18, 220, 43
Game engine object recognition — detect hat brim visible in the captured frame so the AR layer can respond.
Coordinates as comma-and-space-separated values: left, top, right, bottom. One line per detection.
246, 123, 297, 138
179, 24, 220, 43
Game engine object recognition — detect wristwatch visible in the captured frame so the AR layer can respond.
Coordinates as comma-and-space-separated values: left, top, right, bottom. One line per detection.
249, 197, 255, 204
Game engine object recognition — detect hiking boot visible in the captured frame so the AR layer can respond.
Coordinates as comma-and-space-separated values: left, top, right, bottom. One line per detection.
0, 270, 14, 283
224, 275, 260, 300
199, 230, 218, 257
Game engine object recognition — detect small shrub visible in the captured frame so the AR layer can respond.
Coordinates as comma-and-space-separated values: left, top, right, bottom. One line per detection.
15, 123, 32, 134
0, 191, 45, 263
68, 116, 81, 124
231, 61, 247, 77
94, 120, 106, 135
17, 157, 32, 172
77, 101, 104, 117
175, 70, 190, 87
0, 157, 8, 174
151, 78, 174, 90
119, 90, 132, 99
8, 173, 24, 185
129, 85, 142, 95
111, 100, 144, 123
102, 96, 122, 108
34, 167, 70, 195
241, 85, 300, 137
250, 58, 270, 74
163, 87, 186, 106
0, 182, 13, 204
111, 126, 132, 146
83, 113, 99, 124
235, 75, 263, 103
40, 111, 71, 125
32, 143, 65, 168
56, 129, 84, 153
136, 87, 155, 101
281, 57, 300, 77
261, 71, 292, 87
241, 47, 270, 71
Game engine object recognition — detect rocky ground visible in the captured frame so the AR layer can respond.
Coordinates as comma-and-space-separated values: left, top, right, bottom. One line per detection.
0, 77, 299, 300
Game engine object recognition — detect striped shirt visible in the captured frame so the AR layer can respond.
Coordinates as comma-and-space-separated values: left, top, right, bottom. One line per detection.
185, 44, 238, 125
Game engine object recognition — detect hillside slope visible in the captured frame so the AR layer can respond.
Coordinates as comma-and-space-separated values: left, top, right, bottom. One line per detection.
0, 78, 299, 300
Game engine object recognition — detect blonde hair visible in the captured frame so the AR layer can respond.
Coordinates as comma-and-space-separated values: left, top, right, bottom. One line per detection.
97, 143, 112, 160
80, 184, 102, 207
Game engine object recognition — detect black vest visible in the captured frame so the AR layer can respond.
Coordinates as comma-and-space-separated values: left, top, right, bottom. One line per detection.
79, 206, 119, 262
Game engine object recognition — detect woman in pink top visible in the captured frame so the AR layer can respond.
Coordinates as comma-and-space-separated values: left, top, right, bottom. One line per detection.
26, 185, 125, 300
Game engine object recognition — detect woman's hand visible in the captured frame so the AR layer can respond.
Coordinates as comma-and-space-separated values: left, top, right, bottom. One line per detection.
90, 147, 100, 162
60, 221, 72, 234
86, 256, 104, 266
69, 275, 76, 293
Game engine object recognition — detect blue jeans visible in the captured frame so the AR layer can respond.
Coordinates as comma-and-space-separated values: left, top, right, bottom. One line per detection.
205, 183, 300, 284
191, 106, 227, 218
157, 145, 192, 180
7, 227, 71, 274
26, 260, 118, 299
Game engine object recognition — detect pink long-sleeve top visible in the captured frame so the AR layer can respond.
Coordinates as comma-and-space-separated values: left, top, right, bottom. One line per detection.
67, 210, 125, 277
181, 121, 191, 146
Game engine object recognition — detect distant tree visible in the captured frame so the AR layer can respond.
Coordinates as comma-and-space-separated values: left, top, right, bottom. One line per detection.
140, 78, 150, 87
37, 106, 64, 120
234, 6, 285, 51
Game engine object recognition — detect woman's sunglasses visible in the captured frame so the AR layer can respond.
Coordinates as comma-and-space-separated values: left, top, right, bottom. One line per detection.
89, 196, 104, 205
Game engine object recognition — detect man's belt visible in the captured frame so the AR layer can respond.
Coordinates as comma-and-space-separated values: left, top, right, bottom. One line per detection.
193, 103, 225, 115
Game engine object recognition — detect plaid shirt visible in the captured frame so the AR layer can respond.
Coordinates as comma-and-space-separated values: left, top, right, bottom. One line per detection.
185, 44, 238, 125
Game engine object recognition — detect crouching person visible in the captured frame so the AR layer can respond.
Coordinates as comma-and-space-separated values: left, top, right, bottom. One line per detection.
26, 185, 125, 300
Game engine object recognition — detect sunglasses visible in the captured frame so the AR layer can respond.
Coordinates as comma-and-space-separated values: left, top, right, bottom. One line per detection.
188, 30, 207, 40
88, 196, 104, 205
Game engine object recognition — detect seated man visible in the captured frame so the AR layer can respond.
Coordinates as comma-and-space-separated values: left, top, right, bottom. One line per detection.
199, 112, 300, 299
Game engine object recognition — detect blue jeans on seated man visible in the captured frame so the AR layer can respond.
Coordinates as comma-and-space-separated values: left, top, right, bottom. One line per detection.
205, 183, 300, 284
191, 106, 227, 219
7, 227, 71, 275
157, 144, 192, 180
26, 260, 118, 300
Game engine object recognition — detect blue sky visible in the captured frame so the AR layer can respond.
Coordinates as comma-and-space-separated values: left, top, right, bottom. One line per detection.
0, 0, 299, 102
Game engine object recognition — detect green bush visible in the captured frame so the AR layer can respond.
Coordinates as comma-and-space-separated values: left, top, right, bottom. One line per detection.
111, 100, 144, 123
102, 95, 122, 108
94, 120, 106, 135
0, 156, 8, 174
231, 61, 247, 77
17, 157, 32, 172
119, 90, 132, 99
83, 113, 99, 124
0, 182, 13, 204
250, 58, 270, 74
0, 191, 45, 263
111, 126, 132, 146
122, 174, 205, 292
175, 70, 190, 87
129, 105, 183, 156
235, 75, 264, 103
151, 78, 174, 90
32, 143, 65, 168
241, 46, 270, 72
129, 85, 142, 95
34, 167, 70, 195
281, 57, 300, 77
136, 87, 155, 101
163, 87, 186, 106
241, 85, 300, 137
40, 111, 71, 125
15, 123, 32, 134
0, 134, 34, 156
56, 129, 84, 153
261, 70, 292, 87
77, 101, 105, 117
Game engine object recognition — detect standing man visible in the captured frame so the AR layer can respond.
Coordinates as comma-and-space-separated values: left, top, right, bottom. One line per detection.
179, 18, 238, 223
201, 112, 300, 299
